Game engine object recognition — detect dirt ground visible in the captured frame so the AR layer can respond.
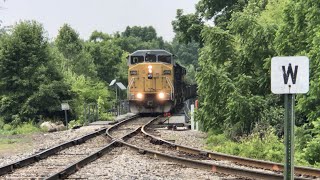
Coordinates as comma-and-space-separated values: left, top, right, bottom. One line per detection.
0, 134, 35, 157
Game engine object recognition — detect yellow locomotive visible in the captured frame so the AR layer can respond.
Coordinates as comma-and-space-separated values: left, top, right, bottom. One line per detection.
127, 50, 195, 113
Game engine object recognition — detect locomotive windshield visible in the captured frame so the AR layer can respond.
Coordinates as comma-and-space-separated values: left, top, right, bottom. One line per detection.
131, 56, 144, 64
129, 50, 174, 65
158, 55, 171, 64
145, 54, 156, 62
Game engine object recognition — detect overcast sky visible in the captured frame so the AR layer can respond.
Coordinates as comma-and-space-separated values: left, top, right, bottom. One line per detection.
0, 0, 199, 41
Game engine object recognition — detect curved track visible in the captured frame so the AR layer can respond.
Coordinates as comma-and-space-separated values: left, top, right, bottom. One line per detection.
1, 114, 318, 179
118, 117, 318, 180
138, 118, 320, 179
47, 115, 158, 179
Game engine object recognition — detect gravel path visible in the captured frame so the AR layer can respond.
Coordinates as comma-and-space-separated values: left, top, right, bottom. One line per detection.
0, 125, 107, 167
68, 146, 225, 180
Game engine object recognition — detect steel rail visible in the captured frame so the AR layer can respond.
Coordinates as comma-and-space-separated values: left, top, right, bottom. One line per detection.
120, 141, 306, 180
141, 119, 320, 178
0, 114, 138, 176
118, 118, 311, 179
46, 115, 153, 180
42, 116, 310, 180
105, 115, 158, 140
46, 141, 119, 180
0, 128, 106, 176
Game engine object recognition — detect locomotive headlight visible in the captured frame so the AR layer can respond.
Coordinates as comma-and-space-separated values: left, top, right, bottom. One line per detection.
158, 92, 165, 99
136, 93, 143, 99
148, 65, 152, 73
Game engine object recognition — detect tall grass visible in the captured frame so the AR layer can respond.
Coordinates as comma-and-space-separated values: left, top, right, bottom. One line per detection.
0, 121, 41, 135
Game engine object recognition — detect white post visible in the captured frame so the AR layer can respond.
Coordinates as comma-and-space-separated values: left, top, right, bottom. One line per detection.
191, 104, 195, 130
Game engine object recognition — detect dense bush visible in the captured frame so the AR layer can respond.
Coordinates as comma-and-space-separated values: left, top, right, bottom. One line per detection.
0, 121, 41, 135
206, 128, 284, 163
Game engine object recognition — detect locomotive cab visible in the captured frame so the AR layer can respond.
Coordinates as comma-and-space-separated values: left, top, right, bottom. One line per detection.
127, 50, 179, 113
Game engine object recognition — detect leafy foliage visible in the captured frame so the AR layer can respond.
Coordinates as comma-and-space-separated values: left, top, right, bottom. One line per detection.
0, 21, 70, 123
87, 33, 123, 83
206, 128, 285, 163
175, 0, 320, 168
55, 24, 97, 78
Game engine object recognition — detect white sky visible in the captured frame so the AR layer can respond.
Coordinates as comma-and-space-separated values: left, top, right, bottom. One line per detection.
0, 0, 199, 41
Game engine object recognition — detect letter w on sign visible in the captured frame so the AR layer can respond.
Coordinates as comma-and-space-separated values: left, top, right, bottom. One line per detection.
282, 64, 298, 85
271, 56, 309, 94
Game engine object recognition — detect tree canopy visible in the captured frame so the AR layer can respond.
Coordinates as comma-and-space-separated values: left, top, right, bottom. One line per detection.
172, 0, 320, 166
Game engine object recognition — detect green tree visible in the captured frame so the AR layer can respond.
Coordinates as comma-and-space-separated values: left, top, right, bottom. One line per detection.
196, 0, 248, 28
122, 26, 158, 42
87, 31, 124, 83
172, 0, 247, 45
171, 37, 199, 67
195, 0, 288, 137
115, 26, 165, 53
0, 21, 70, 123
196, 27, 235, 131
55, 24, 97, 78
172, 9, 204, 46
275, 0, 320, 166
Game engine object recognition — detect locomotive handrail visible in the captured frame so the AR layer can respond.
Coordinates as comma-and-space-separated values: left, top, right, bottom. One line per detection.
165, 77, 174, 100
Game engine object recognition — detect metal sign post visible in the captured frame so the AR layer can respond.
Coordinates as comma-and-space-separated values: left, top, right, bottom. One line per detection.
271, 56, 309, 180
284, 94, 294, 180
109, 79, 127, 116
61, 102, 70, 129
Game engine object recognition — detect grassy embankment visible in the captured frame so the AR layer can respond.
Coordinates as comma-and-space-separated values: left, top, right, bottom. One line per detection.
0, 121, 42, 155
205, 128, 320, 168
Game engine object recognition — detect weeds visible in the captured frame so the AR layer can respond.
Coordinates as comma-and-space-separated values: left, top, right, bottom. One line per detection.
0, 121, 41, 135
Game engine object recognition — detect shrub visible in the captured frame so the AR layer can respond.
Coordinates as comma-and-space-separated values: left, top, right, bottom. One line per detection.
303, 135, 320, 166
3, 124, 12, 131
206, 128, 284, 163
0, 117, 4, 129
68, 119, 83, 129
14, 122, 41, 134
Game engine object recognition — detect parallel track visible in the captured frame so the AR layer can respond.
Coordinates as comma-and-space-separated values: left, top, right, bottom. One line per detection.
138, 118, 319, 179
1, 114, 318, 179
0, 115, 139, 179
46, 115, 158, 179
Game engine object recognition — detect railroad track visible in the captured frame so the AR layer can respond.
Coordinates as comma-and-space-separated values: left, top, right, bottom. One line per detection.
0, 115, 141, 179
47, 115, 158, 179
0, 125, 111, 178
146, 118, 320, 179
119, 117, 319, 180
1, 114, 319, 179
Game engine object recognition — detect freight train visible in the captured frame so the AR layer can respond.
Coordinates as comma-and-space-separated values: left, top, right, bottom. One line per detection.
127, 50, 196, 113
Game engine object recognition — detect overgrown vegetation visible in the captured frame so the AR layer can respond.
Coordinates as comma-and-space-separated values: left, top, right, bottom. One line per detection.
0, 121, 41, 135
2, 0, 320, 168
174, 0, 320, 167
206, 128, 284, 163
0, 20, 194, 131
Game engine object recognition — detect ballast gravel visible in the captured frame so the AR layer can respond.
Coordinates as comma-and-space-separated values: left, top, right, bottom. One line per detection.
0, 125, 107, 167
152, 128, 208, 149
68, 146, 224, 180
